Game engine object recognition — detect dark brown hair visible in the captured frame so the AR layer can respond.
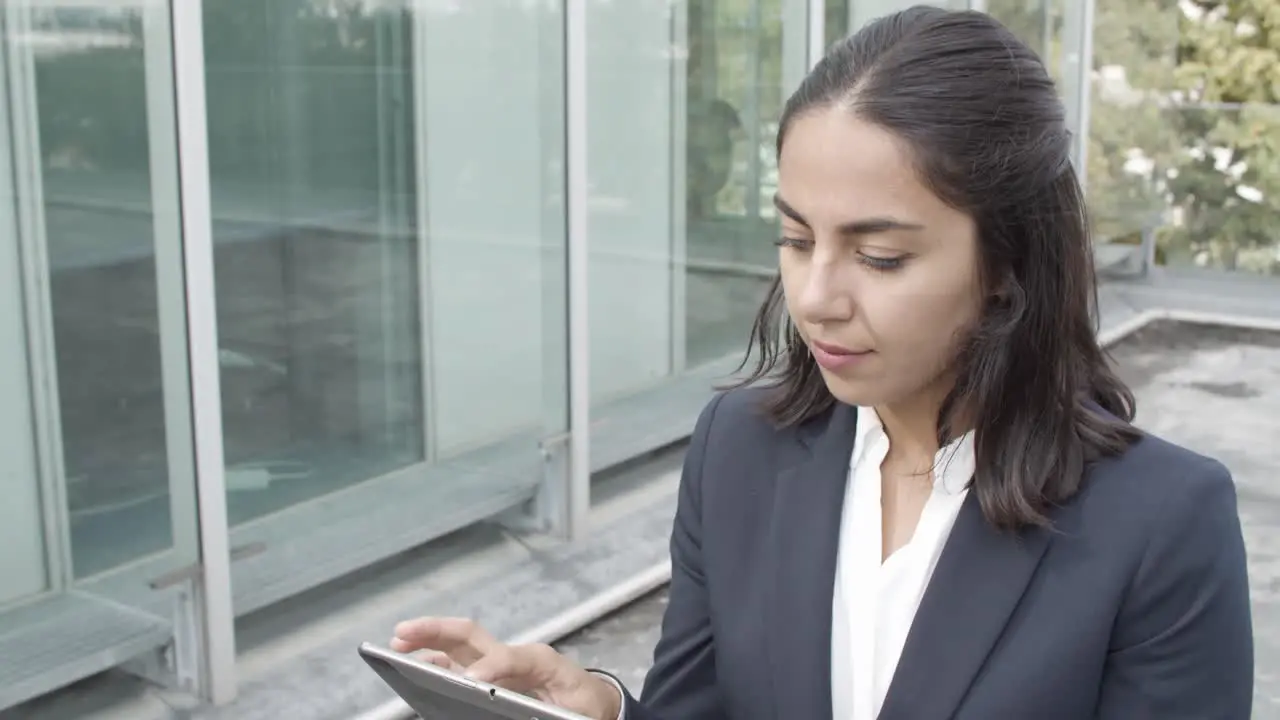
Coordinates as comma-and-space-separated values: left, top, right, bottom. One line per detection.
732, 6, 1139, 529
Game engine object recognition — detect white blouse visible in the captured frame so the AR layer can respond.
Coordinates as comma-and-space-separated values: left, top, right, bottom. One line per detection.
830, 405, 975, 719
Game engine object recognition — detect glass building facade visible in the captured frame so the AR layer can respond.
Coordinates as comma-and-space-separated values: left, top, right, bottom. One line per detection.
1, 0, 1273, 711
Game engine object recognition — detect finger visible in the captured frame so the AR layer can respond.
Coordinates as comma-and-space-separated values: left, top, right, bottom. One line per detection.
414, 650, 464, 673
392, 617, 502, 666
466, 643, 563, 693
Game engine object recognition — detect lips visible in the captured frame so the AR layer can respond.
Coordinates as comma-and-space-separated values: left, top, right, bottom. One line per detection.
811, 340, 865, 356
810, 340, 873, 371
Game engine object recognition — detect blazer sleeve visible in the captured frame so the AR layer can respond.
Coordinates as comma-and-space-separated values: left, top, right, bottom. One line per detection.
621, 393, 729, 720
1095, 458, 1254, 719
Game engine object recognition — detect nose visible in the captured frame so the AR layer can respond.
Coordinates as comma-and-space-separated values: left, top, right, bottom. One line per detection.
794, 250, 854, 327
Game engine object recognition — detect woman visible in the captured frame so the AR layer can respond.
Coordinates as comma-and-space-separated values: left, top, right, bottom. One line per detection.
392, 7, 1254, 719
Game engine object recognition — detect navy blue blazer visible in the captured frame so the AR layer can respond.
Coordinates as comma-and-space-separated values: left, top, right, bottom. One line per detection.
620, 387, 1253, 719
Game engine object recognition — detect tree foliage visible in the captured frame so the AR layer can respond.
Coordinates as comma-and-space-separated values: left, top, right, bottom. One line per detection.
1169, 0, 1280, 271
1089, 0, 1280, 273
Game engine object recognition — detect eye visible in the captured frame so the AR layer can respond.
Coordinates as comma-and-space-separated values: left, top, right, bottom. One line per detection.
774, 236, 812, 250
858, 252, 907, 271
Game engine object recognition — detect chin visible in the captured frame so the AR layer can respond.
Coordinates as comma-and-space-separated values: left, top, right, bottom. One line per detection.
818, 370, 891, 408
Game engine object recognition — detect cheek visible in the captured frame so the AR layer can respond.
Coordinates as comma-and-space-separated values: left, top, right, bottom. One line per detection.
858, 274, 981, 356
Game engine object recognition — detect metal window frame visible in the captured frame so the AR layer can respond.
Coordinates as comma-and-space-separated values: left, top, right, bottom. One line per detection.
0, 8, 55, 606
1069, 0, 1095, 186
2, 0, 73, 597
669, 0, 689, 376
169, 0, 238, 705
142, 0, 202, 584
807, 0, 827, 67
564, 0, 591, 542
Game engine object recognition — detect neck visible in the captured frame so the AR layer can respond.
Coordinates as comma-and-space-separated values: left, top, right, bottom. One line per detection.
875, 376, 961, 461
875, 398, 941, 461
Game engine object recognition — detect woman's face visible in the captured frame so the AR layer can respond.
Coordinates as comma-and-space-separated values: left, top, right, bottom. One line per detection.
776, 108, 984, 411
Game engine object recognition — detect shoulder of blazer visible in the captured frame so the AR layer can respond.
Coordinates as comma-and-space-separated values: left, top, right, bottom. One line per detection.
1086, 426, 1231, 495
697, 385, 837, 451
1071, 426, 1237, 552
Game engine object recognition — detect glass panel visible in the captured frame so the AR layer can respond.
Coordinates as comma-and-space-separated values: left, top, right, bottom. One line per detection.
585, 0, 681, 402
824, 0, 969, 45
203, 0, 567, 532
418, 2, 567, 454
203, 0, 424, 524
3, 0, 197, 580
585, 0, 789, 405
682, 0, 786, 368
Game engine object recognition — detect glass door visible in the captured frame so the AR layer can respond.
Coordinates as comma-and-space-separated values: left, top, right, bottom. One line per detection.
202, 0, 572, 616
2, 0, 202, 600
203, 0, 424, 528
0, 0, 209, 710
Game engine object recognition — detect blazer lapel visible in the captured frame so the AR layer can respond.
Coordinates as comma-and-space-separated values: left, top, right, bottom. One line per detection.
878, 495, 1053, 720
763, 402, 858, 720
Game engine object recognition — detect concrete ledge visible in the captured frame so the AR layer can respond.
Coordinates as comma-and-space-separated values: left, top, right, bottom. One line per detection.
3, 446, 684, 720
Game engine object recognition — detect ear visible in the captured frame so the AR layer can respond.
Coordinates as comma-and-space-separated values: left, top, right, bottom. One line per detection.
989, 267, 1020, 302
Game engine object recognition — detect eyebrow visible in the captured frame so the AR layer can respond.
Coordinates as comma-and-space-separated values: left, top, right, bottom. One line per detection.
773, 194, 925, 235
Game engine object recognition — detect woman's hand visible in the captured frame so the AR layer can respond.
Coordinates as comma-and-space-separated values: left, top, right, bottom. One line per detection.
391, 617, 623, 720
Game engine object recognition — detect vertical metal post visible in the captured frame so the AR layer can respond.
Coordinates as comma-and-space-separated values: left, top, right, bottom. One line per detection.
564, 0, 591, 542
143, 0, 199, 571
669, 0, 689, 375
410, 7, 438, 464
743, 0, 763, 223
807, 0, 827, 68
0, 9, 52, 605
1073, 0, 1095, 189
3, 0, 73, 592
1058, 0, 1092, 189
169, 0, 238, 705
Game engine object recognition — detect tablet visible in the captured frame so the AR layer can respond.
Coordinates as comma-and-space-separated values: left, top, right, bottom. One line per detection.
357, 642, 594, 720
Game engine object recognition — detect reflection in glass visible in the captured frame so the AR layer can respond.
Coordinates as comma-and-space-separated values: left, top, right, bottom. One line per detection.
586, 0, 801, 399
682, 0, 785, 368
203, 0, 423, 525
9, 3, 180, 578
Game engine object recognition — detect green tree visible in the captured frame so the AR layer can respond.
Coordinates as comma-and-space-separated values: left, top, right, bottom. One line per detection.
1083, 0, 1183, 247
1083, 0, 1280, 274
1168, 0, 1280, 272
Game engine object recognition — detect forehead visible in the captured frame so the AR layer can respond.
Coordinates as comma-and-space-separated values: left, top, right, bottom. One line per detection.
776, 108, 948, 226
